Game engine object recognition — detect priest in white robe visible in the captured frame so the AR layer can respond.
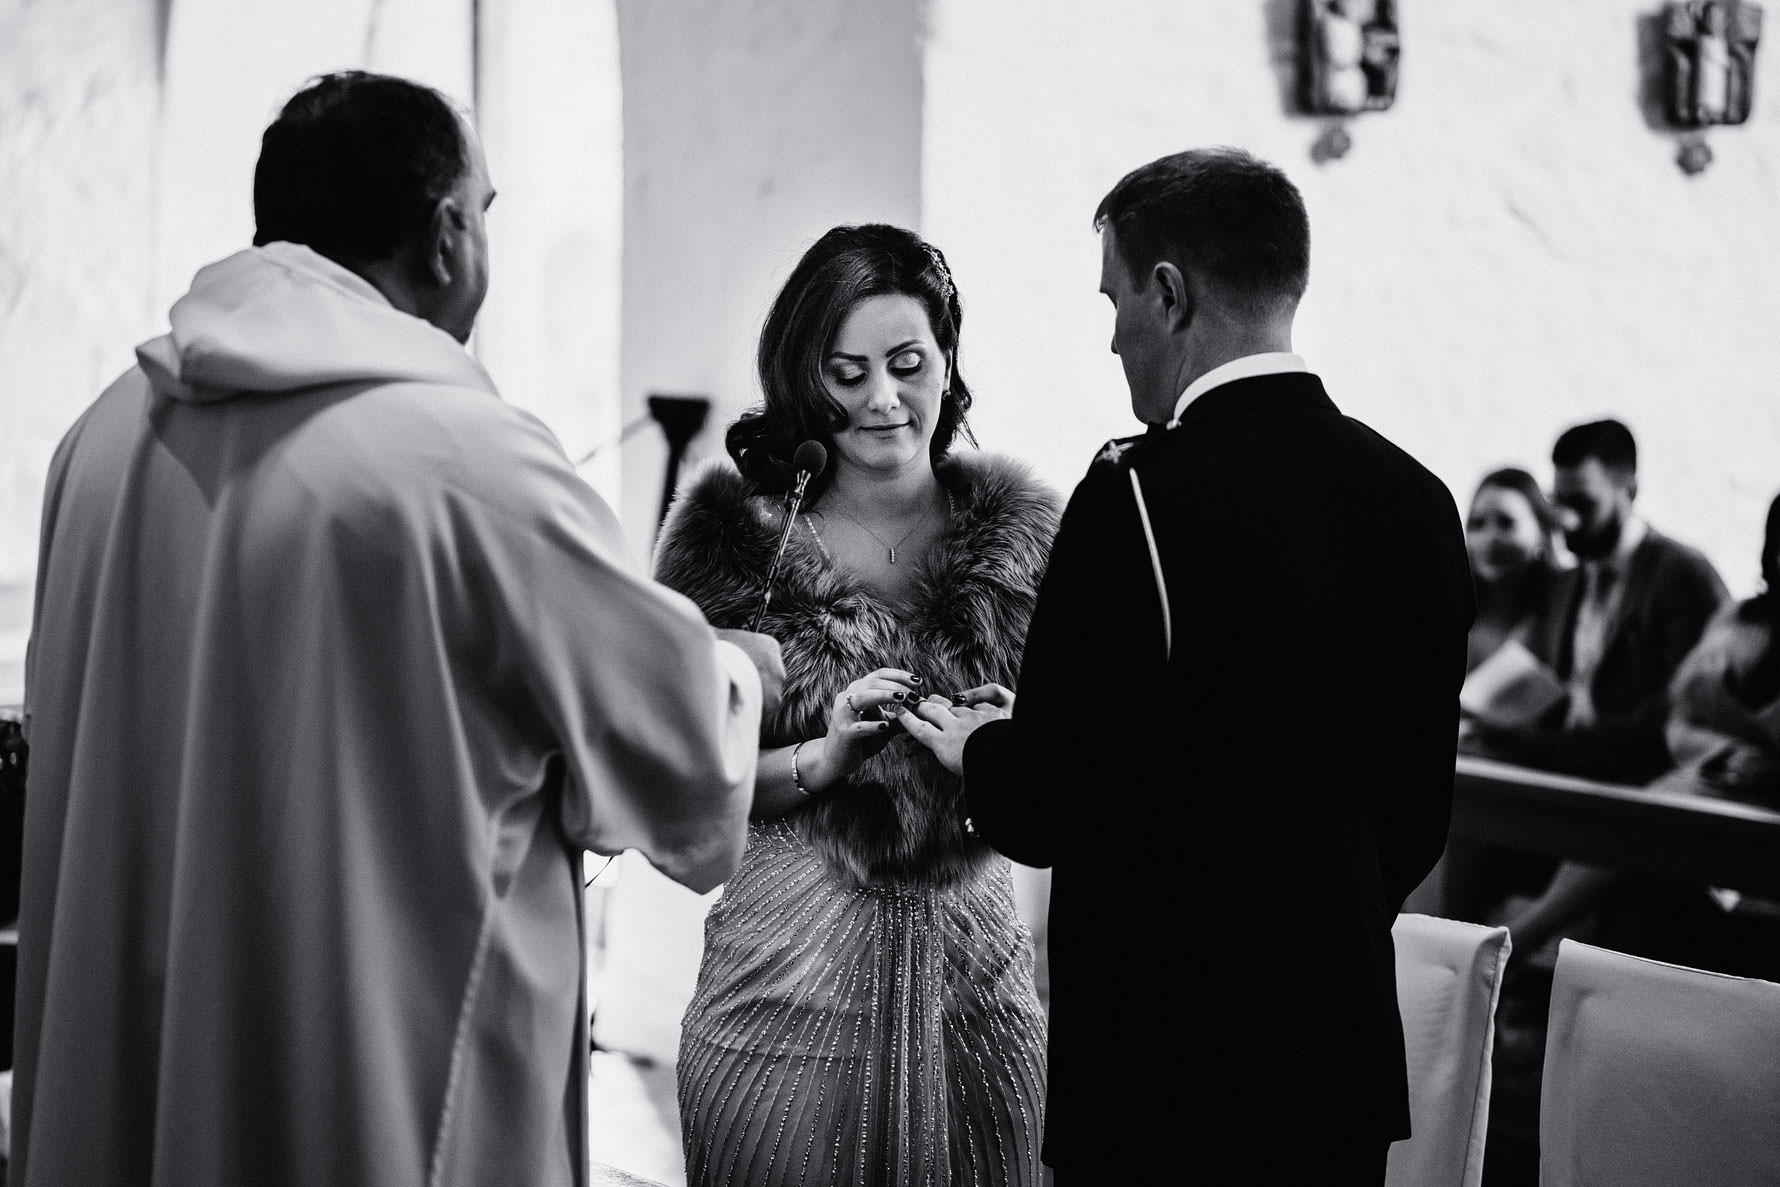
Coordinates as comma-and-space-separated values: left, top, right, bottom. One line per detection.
13, 72, 774, 1187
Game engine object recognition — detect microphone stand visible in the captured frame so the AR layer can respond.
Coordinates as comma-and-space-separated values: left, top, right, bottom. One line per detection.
750, 468, 815, 632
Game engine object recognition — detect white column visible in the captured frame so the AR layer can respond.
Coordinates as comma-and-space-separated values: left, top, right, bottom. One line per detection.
474, 0, 625, 512
0, 0, 162, 704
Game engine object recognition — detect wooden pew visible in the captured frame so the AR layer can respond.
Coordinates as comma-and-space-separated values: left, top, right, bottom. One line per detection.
1449, 754, 1780, 901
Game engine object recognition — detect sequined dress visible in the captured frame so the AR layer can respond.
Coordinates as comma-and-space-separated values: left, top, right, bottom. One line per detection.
678, 823, 1046, 1186
653, 453, 1058, 1187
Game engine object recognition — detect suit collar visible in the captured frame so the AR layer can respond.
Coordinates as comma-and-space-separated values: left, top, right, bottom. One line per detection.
1169, 351, 1308, 425
1170, 370, 1337, 431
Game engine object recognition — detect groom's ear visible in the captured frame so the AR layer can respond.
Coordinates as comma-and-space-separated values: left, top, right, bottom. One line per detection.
1151, 261, 1193, 332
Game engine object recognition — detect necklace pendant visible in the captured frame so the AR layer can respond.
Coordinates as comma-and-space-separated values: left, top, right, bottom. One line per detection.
888, 547, 896, 564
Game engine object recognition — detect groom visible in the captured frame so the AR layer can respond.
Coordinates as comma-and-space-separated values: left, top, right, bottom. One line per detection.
903, 148, 1475, 1183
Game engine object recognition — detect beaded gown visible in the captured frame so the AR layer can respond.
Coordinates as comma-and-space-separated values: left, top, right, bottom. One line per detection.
653, 452, 1059, 1187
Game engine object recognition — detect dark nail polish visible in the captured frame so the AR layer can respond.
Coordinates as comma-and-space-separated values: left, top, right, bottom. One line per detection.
909, 675, 923, 684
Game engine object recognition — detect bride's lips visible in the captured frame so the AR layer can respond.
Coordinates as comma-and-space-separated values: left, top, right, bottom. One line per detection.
858, 422, 909, 433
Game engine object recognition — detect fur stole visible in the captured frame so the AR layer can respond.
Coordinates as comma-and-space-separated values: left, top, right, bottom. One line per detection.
654, 451, 1061, 888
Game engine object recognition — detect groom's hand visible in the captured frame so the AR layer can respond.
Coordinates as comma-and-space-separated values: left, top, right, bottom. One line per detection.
895, 685, 1014, 776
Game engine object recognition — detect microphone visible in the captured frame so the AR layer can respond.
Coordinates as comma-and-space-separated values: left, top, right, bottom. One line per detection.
749, 440, 828, 632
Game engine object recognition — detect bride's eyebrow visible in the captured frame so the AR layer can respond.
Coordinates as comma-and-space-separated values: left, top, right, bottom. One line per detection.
827, 351, 868, 362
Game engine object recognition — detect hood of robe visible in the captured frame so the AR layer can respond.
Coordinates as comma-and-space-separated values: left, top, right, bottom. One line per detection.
135, 241, 496, 404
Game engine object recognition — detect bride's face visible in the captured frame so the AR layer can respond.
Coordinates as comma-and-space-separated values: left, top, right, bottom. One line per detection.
823, 294, 947, 478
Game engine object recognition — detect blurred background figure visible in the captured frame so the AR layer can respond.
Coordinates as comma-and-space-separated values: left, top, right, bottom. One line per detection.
1448, 466, 1572, 926
1485, 419, 1727, 966
1456, 424, 1738, 1187
1465, 419, 1727, 784
1627, 487, 1780, 986
1462, 466, 1571, 675
1658, 489, 1780, 811
1457, 419, 1729, 950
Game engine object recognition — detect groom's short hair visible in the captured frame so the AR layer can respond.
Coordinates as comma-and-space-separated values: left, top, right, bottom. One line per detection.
1094, 147, 1309, 316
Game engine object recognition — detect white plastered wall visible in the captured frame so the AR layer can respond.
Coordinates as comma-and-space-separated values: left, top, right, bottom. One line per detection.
0, 0, 162, 702
0, 0, 622, 701
923, 0, 1780, 598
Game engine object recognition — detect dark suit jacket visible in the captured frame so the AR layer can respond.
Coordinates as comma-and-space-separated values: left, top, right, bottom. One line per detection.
1514, 528, 1729, 783
963, 373, 1474, 1171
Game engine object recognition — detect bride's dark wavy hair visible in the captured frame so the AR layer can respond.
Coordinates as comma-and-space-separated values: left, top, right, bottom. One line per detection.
726, 224, 975, 501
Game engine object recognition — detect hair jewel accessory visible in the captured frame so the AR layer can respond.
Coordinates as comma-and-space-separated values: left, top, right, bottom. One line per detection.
920, 241, 956, 306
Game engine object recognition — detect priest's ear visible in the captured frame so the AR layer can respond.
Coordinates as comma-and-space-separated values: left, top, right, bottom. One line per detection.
426, 194, 471, 288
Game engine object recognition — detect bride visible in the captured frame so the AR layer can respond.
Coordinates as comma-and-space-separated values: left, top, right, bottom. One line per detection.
653, 223, 1058, 1186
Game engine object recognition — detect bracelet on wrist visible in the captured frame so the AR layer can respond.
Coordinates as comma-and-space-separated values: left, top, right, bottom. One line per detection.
791, 739, 814, 797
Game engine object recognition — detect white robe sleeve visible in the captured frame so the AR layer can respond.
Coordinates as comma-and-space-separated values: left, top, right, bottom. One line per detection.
443, 399, 761, 893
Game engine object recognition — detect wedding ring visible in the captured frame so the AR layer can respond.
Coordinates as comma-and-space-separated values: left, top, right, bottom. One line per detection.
846, 692, 859, 715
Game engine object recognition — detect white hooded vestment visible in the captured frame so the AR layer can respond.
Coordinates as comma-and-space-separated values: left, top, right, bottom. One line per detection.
14, 243, 760, 1186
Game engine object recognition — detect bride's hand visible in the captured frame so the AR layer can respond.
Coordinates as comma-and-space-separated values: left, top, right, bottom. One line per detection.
802, 668, 922, 790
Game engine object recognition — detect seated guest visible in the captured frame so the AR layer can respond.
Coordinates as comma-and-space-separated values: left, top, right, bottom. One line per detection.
1462, 465, 1569, 674
1635, 490, 1780, 983
1658, 490, 1780, 808
1502, 490, 1780, 982
1460, 420, 1727, 956
1468, 418, 1728, 783
1463, 427, 1732, 1172
1447, 467, 1572, 924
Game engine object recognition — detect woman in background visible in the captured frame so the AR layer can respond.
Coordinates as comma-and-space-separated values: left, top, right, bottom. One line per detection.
653, 224, 1057, 1186
1448, 467, 1572, 926
1462, 466, 1568, 674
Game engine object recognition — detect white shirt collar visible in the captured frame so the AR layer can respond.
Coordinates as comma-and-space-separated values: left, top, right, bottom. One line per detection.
1168, 352, 1309, 428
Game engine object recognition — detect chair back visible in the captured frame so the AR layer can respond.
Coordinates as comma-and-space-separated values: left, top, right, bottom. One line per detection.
1540, 939, 1780, 1186
1385, 913, 1511, 1187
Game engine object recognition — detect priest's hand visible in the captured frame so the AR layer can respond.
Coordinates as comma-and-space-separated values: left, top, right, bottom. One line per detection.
716, 628, 786, 719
